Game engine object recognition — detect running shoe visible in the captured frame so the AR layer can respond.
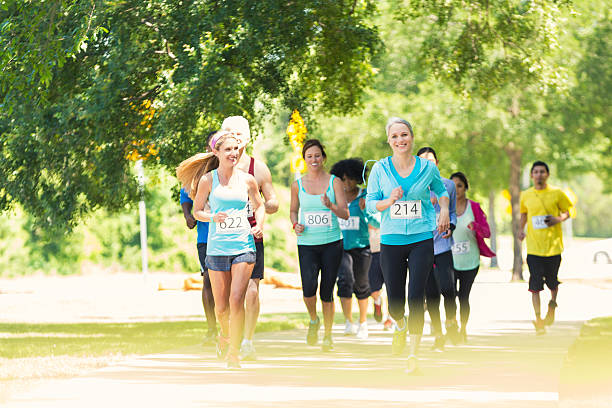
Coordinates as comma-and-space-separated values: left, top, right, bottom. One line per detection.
373, 303, 383, 323
322, 335, 334, 352
432, 334, 445, 352
533, 319, 546, 335
356, 322, 368, 340
227, 354, 241, 369
216, 335, 230, 360
202, 330, 217, 345
544, 300, 557, 326
306, 317, 321, 346
392, 318, 408, 356
343, 320, 357, 336
445, 320, 461, 345
405, 355, 420, 375
240, 341, 256, 361
383, 317, 394, 331
459, 328, 468, 344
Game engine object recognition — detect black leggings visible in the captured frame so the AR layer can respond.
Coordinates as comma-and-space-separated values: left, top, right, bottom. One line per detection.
381, 239, 434, 336
425, 250, 457, 334
298, 239, 343, 302
455, 266, 479, 329
337, 247, 372, 299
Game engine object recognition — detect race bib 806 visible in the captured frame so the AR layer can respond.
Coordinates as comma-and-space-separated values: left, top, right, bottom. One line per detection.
390, 200, 422, 219
304, 211, 332, 227
339, 216, 360, 231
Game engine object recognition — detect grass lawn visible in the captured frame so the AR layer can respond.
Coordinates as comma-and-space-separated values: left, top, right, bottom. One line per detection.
559, 316, 612, 407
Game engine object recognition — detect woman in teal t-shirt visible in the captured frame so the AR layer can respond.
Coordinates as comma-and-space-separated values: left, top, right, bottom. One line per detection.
176, 130, 265, 369
290, 139, 349, 352
331, 158, 378, 340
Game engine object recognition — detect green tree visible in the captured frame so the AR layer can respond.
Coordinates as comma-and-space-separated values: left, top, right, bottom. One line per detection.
0, 1, 381, 229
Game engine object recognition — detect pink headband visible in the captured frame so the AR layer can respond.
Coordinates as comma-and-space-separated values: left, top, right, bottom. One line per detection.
209, 131, 232, 151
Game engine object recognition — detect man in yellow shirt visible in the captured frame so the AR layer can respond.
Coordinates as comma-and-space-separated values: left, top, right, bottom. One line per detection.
519, 161, 572, 334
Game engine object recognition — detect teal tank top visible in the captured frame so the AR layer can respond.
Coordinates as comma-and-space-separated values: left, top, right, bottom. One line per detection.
451, 202, 480, 270
207, 170, 255, 256
297, 175, 343, 246
340, 189, 371, 250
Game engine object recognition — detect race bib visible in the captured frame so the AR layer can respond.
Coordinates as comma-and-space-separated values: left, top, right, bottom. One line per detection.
452, 241, 470, 255
246, 200, 254, 218
532, 215, 550, 230
304, 211, 332, 227
216, 210, 250, 234
390, 200, 422, 219
339, 216, 360, 231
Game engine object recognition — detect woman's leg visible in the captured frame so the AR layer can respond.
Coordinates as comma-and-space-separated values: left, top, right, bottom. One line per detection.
352, 248, 372, 325
228, 261, 254, 358
337, 251, 355, 325
457, 266, 479, 330
320, 240, 343, 337
406, 239, 434, 342
298, 245, 321, 321
208, 269, 232, 340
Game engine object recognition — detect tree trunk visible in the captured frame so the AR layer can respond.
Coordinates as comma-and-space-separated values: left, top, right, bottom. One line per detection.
508, 148, 523, 281
488, 190, 498, 268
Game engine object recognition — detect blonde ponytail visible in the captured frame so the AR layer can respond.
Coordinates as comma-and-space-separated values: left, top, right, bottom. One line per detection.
175, 130, 237, 199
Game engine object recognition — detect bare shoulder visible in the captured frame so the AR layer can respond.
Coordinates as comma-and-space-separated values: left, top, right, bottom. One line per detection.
253, 158, 272, 183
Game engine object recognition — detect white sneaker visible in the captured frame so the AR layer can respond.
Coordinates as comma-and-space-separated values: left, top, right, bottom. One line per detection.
343, 320, 357, 336
356, 322, 368, 339
240, 340, 256, 361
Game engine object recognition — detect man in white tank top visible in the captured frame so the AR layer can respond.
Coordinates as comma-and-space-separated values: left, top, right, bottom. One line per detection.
222, 116, 279, 361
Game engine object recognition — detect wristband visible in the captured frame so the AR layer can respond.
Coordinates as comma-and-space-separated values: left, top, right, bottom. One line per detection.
292, 222, 298, 230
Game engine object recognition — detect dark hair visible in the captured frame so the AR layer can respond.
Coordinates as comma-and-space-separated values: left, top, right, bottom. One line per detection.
302, 139, 327, 159
330, 158, 366, 183
416, 146, 438, 161
205, 130, 217, 152
531, 161, 549, 174
450, 172, 469, 190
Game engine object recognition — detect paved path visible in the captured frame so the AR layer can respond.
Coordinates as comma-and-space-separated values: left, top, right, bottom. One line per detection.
4, 274, 612, 407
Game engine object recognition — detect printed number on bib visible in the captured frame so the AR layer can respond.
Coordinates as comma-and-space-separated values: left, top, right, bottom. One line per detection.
304, 211, 332, 227
452, 241, 470, 255
390, 200, 422, 219
532, 215, 550, 230
339, 216, 360, 231
217, 212, 250, 234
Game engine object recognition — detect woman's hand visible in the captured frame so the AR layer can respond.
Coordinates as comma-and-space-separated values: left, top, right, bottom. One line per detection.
359, 198, 366, 211
321, 193, 332, 209
251, 225, 263, 240
389, 186, 404, 203
213, 212, 228, 224
437, 209, 450, 234
293, 223, 305, 235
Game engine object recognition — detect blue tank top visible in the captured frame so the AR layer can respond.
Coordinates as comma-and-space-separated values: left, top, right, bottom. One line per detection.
207, 170, 255, 256
297, 175, 343, 246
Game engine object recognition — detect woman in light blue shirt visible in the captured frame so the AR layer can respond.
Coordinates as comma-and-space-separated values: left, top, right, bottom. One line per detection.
365, 117, 450, 374
177, 130, 265, 369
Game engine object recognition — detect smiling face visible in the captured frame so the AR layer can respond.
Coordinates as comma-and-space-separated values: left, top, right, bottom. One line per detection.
213, 136, 240, 167
387, 123, 414, 155
304, 145, 325, 172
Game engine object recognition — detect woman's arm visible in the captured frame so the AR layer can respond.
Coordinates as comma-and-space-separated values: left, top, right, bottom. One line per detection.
193, 174, 215, 222
290, 180, 304, 235
247, 174, 265, 239
323, 176, 349, 220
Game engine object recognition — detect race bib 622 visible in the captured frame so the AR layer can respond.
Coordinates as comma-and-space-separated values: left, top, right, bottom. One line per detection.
217, 211, 250, 234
